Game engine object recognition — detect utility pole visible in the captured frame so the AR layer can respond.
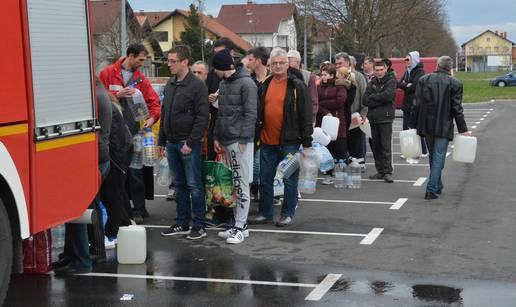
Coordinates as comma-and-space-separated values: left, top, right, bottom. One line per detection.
303, 0, 308, 68
199, 0, 205, 62
120, 0, 127, 56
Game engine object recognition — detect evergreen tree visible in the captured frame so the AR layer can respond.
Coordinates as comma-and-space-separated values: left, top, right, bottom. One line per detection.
179, 4, 204, 61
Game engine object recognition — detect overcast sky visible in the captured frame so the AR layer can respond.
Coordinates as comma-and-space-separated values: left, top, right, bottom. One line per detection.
127, 0, 516, 45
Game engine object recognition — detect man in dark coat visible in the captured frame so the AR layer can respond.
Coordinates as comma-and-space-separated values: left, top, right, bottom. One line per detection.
363, 61, 397, 183
410, 56, 471, 200
399, 51, 428, 162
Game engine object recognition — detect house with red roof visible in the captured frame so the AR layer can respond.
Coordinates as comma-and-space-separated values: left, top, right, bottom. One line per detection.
216, 1, 297, 50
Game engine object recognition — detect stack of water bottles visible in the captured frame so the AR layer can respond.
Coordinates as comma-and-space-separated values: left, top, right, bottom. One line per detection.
130, 128, 158, 169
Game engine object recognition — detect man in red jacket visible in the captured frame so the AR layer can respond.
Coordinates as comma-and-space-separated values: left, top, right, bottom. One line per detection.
99, 43, 160, 223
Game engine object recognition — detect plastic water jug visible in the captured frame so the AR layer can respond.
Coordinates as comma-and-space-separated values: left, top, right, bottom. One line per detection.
312, 127, 331, 146
157, 157, 171, 186
321, 115, 340, 141
360, 118, 372, 139
334, 159, 347, 189
349, 158, 362, 189
453, 134, 477, 163
313, 143, 334, 172
143, 128, 158, 166
350, 112, 361, 130
128, 89, 149, 121
273, 171, 284, 197
277, 152, 301, 179
399, 129, 422, 159
117, 225, 147, 264
299, 149, 318, 194
129, 132, 144, 169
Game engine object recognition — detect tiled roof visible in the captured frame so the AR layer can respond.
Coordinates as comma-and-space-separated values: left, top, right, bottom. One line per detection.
217, 3, 296, 34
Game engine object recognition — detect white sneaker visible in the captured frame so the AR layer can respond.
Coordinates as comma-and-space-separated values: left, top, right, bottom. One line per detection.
218, 227, 249, 239
105, 237, 116, 249
421, 153, 429, 158
273, 198, 282, 206
226, 228, 246, 244
166, 188, 175, 200
400, 154, 406, 159
321, 175, 334, 185
406, 158, 420, 164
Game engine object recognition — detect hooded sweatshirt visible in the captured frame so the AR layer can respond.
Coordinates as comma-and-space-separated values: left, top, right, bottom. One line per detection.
214, 66, 258, 146
407, 51, 421, 74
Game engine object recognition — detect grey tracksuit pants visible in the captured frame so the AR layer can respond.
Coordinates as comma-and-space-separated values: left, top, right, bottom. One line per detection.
224, 142, 254, 229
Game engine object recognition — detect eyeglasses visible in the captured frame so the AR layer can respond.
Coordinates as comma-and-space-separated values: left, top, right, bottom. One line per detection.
271, 61, 287, 66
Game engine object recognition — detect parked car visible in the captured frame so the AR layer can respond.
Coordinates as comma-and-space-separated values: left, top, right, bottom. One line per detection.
490, 72, 516, 87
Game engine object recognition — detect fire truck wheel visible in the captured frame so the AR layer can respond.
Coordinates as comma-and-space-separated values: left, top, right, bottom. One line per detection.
0, 199, 13, 304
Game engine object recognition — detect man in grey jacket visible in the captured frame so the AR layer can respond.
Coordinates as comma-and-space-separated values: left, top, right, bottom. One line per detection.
212, 49, 257, 244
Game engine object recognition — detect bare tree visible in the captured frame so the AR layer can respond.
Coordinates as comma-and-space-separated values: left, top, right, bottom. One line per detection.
287, 0, 456, 59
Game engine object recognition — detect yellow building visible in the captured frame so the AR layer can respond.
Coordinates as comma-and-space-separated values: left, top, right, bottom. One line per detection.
136, 9, 252, 54
462, 30, 514, 72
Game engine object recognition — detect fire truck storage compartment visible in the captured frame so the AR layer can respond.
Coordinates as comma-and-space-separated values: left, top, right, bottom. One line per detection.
27, 0, 96, 140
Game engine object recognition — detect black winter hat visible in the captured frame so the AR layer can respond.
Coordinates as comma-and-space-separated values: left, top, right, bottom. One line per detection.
212, 49, 235, 71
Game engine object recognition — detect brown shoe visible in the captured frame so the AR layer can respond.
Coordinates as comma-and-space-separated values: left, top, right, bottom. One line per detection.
248, 215, 274, 225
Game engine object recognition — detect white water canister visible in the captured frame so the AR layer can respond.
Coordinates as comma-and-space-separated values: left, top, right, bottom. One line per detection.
360, 118, 372, 138
312, 127, 331, 146
399, 129, 422, 158
321, 115, 340, 141
349, 112, 361, 130
117, 225, 147, 264
452, 134, 477, 163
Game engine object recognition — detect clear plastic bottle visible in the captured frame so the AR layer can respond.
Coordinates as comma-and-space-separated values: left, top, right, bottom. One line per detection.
349, 158, 362, 189
157, 157, 170, 186
277, 152, 301, 179
143, 128, 157, 167
334, 159, 347, 189
313, 143, 334, 172
299, 149, 318, 194
51, 224, 65, 250
128, 88, 149, 121
129, 131, 144, 169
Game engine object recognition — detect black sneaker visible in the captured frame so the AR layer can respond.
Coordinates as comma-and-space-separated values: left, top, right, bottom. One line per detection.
132, 213, 144, 225
187, 227, 207, 240
424, 192, 439, 200
384, 174, 394, 183
161, 225, 190, 236
369, 173, 385, 180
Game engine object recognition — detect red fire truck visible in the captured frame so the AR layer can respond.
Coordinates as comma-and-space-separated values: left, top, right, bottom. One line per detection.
1, 0, 98, 302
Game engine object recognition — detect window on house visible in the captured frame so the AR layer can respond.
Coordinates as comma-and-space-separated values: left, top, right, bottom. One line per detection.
154, 31, 168, 42
477, 47, 483, 53
486, 37, 490, 42
468, 47, 473, 54
494, 46, 499, 53
277, 35, 288, 48
486, 47, 491, 54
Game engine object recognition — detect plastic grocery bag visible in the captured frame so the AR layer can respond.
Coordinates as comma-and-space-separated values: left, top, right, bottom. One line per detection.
157, 157, 171, 186
204, 154, 237, 208
23, 230, 52, 274
273, 171, 284, 197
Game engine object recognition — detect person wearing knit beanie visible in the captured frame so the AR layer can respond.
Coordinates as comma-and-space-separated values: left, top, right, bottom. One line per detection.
212, 49, 235, 72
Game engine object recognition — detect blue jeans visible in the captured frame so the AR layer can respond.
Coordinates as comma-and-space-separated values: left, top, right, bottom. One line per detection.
166, 142, 206, 228
128, 167, 146, 214
426, 136, 449, 194
403, 110, 428, 154
259, 144, 300, 219
64, 223, 91, 270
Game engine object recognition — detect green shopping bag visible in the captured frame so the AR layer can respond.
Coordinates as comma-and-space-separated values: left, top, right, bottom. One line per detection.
204, 154, 236, 208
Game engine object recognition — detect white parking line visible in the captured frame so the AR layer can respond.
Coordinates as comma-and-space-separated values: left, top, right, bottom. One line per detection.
475, 122, 480, 124
305, 274, 342, 301
446, 152, 451, 157
143, 224, 379, 240
413, 177, 427, 186
389, 198, 408, 210
365, 162, 429, 167
472, 126, 477, 129
360, 228, 384, 245
483, 114, 488, 117
81, 272, 317, 288
316, 176, 419, 184
299, 198, 407, 210
480, 118, 485, 121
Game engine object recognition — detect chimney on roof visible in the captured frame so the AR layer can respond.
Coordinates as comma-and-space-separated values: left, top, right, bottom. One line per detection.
246, 0, 253, 16
504, 32, 508, 39
495, 30, 499, 36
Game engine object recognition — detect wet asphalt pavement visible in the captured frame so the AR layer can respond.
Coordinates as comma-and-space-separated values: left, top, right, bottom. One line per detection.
5, 101, 516, 306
